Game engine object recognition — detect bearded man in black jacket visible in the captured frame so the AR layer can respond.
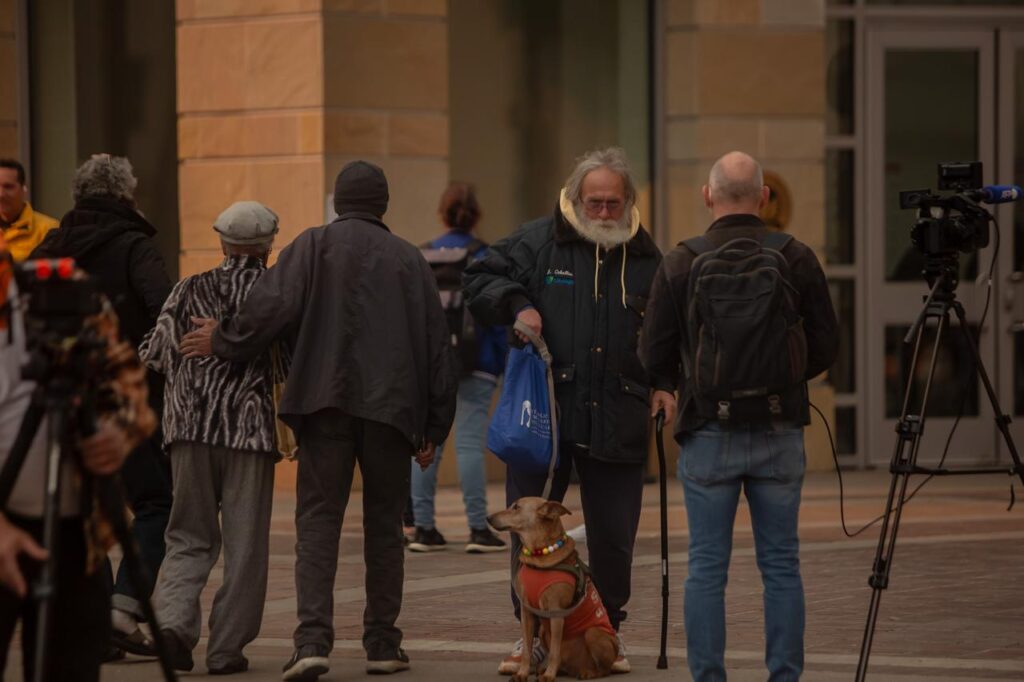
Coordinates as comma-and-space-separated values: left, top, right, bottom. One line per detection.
464, 147, 661, 675
32, 153, 173, 658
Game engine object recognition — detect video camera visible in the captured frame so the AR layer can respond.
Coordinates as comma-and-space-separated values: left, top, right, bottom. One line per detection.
900, 162, 1021, 257
14, 258, 106, 390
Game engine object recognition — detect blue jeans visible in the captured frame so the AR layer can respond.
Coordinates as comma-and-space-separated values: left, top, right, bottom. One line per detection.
679, 422, 806, 682
411, 375, 495, 531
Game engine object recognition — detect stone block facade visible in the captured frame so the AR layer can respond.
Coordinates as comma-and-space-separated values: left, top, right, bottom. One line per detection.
0, 0, 18, 158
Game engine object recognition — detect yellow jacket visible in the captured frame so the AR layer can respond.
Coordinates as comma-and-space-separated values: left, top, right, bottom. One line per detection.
2, 203, 59, 262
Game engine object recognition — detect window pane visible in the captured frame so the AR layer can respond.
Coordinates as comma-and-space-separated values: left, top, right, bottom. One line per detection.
836, 406, 857, 456
827, 21, 854, 135
828, 279, 856, 393
884, 323, 979, 419
883, 49, 979, 282
826, 149, 854, 264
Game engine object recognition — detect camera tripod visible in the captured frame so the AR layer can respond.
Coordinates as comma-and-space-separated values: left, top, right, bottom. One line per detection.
0, 368, 177, 681
854, 260, 1024, 681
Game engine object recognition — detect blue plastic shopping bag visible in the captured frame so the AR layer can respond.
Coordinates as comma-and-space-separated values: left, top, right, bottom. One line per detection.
487, 343, 557, 475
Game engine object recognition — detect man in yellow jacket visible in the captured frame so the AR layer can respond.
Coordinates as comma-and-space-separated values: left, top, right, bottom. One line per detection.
0, 159, 58, 262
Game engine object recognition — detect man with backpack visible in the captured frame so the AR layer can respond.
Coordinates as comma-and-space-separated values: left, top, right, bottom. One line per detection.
410, 182, 508, 553
642, 151, 838, 682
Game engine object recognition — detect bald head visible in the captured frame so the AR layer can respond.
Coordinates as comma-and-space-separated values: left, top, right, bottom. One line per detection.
703, 151, 768, 218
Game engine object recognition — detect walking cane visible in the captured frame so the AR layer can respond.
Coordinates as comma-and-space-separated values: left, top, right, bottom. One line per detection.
655, 409, 669, 669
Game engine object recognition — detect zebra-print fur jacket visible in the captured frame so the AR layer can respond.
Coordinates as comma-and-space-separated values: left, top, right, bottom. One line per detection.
140, 255, 276, 454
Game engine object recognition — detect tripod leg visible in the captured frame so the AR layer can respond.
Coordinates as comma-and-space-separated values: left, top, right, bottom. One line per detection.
32, 403, 67, 682
856, 314, 947, 681
96, 477, 177, 682
951, 302, 1024, 486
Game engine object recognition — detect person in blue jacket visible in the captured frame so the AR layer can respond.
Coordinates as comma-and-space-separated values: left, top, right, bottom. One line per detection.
408, 183, 509, 554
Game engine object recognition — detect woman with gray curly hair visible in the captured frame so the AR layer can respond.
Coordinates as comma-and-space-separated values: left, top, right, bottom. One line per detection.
32, 153, 174, 660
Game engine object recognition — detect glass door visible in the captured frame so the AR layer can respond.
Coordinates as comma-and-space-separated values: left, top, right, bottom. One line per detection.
865, 27, 997, 466
997, 30, 1024, 457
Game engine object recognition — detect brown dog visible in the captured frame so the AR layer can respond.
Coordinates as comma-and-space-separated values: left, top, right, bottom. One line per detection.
488, 498, 617, 681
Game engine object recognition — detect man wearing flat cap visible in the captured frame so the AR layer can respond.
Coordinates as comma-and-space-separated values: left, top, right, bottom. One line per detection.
140, 200, 282, 674
180, 162, 458, 679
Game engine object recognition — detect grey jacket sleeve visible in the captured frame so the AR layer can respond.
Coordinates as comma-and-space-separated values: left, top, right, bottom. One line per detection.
422, 258, 458, 446
463, 227, 539, 326
212, 237, 309, 363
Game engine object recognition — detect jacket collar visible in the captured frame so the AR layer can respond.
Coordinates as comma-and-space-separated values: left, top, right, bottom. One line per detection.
333, 211, 391, 233
707, 213, 766, 232
6, 203, 33, 230
551, 203, 659, 257
220, 254, 266, 271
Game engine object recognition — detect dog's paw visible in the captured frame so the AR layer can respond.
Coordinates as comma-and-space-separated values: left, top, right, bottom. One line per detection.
539, 673, 556, 682
576, 671, 602, 680
512, 670, 531, 682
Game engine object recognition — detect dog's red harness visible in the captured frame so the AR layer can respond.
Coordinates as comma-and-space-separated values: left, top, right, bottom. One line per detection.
518, 563, 615, 639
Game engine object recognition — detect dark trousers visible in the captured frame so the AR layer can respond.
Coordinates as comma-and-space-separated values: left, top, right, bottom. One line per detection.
506, 444, 645, 630
293, 410, 412, 655
107, 437, 173, 618
0, 515, 110, 682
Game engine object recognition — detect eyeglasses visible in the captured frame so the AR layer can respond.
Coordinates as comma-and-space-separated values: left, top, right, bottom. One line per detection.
583, 198, 624, 214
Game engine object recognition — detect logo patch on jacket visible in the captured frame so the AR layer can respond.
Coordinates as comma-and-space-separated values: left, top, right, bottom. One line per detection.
544, 268, 574, 287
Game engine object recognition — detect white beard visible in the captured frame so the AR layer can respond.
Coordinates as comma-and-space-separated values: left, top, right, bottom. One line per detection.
571, 206, 633, 249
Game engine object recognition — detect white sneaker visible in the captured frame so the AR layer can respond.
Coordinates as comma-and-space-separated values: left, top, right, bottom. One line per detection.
611, 633, 631, 674
566, 523, 587, 542
497, 637, 547, 675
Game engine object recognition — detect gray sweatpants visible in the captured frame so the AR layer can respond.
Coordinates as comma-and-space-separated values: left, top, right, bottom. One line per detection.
155, 442, 276, 669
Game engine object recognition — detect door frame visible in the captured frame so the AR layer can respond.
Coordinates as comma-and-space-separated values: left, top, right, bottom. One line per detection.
864, 25, 998, 467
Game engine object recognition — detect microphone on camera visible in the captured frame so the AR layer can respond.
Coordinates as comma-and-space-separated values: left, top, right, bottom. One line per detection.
965, 185, 1024, 204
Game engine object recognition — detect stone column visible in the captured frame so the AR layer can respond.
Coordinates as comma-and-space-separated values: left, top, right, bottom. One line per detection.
176, 0, 327, 277
321, 0, 449, 245
660, 0, 834, 470
0, 0, 19, 158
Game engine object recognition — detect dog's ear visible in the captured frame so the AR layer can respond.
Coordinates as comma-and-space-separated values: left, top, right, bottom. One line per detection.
539, 501, 571, 519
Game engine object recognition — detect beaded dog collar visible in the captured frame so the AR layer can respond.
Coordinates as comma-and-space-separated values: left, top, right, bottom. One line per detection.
522, 533, 569, 557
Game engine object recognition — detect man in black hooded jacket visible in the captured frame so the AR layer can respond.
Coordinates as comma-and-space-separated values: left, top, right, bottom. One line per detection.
31, 153, 173, 658
180, 160, 458, 679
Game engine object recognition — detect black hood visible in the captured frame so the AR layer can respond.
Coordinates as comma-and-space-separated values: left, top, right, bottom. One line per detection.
333, 160, 389, 217
33, 196, 157, 260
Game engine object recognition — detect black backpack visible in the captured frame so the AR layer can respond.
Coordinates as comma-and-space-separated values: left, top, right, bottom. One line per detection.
421, 237, 485, 378
683, 231, 807, 423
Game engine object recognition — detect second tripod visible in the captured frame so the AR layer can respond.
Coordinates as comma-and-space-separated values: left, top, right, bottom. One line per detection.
854, 264, 1024, 681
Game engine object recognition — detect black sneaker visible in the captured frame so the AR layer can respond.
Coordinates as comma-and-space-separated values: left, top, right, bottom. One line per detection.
282, 644, 329, 680
366, 646, 410, 675
466, 527, 507, 553
159, 629, 194, 673
407, 527, 447, 552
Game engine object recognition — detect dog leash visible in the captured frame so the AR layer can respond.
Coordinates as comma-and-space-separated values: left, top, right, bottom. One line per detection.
512, 320, 560, 500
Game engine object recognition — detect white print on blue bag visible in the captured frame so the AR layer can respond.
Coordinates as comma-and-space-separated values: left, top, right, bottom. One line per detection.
520, 399, 551, 439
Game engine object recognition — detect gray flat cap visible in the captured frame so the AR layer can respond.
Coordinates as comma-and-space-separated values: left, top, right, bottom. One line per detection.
213, 201, 279, 245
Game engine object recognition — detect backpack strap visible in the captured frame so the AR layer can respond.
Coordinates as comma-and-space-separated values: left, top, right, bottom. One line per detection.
682, 235, 716, 256
761, 231, 794, 252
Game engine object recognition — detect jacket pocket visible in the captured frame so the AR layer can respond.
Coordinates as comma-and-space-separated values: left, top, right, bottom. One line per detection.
553, 365, 575, 383
619, 375, 650, 405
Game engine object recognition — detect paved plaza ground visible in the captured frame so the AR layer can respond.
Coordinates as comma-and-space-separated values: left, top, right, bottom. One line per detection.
16, 470, 1024, 680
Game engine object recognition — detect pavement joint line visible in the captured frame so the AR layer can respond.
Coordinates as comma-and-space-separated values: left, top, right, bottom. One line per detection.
235, 637, 1024, 673
259, 530, 1024, 615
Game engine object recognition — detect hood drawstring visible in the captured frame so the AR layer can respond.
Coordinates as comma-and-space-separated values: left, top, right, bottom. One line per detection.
594, 242, 629, 309
620, 244, 628, 309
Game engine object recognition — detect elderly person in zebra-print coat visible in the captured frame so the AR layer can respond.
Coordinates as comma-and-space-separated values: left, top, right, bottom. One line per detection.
138, 201, 282, 675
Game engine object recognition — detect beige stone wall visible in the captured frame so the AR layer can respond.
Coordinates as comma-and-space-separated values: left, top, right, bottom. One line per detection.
661, 0, 834, 470
176, 0, 327, 277
0, 0, 18, 158
321, 0, 449, 246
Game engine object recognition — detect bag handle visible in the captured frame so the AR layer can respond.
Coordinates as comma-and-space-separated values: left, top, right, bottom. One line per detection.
512, 319, 559, 499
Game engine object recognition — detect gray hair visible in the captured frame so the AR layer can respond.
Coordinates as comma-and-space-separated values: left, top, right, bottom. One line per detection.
72, 154, 138, 204
708, 152, 764, 205
564, 147, 637, 206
